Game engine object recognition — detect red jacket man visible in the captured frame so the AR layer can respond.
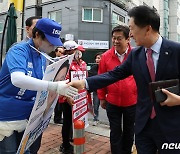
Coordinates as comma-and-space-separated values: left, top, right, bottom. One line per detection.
97, 25, 137, 154
98, 45, 137, 106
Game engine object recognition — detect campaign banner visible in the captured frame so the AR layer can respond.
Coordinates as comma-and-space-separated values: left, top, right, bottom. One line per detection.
73, 90, 89, 128
17, 55, 74, 154
70, 71, 89, 128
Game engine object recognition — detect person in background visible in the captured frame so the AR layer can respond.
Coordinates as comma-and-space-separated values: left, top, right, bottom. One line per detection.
10, 16, 41, 48
55, 46, 65, 57
88, 52, 103, 126
97, 25, 137, 154
24, 16, 41, 41
59, 40, 86, 154
0, 18, 78, 154
53, 47, 65, 124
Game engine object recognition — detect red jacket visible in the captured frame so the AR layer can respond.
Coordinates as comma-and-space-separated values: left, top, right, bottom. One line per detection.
97, 46, 137, 107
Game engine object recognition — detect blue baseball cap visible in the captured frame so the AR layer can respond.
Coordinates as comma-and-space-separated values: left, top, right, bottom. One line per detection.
35, 18, 63, 46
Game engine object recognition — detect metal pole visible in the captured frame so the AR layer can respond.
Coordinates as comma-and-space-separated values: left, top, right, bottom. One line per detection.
0, 11, 9, 68
21, 0, 25, 40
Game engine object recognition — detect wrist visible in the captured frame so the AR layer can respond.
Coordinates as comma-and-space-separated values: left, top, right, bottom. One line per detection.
47, 81, 58, 92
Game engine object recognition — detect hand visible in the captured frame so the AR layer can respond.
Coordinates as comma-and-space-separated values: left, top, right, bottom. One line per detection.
56, 81, 78, 98
68, 80, 86, 91
48, 80, 78, 98
160, 89, 180, 107
100, 99, 107, 109
66, 97, 74, 106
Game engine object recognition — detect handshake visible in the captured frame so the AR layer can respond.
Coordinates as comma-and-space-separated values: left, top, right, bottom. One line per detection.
48, 80, 79, 98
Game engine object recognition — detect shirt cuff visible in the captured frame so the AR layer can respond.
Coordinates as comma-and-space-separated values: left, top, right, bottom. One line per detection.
85, 79, 89, 90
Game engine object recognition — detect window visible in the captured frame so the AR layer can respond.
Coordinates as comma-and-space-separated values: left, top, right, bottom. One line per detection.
178, 34, 180, 42
82, 8, 103, 22
177, 18, 180, 26
112, 12, 125, 23
48, 10, 62, 24
112, 11, 125, 28
0, 22, 3, 33
178, 3, 180, 10
164, 1, 169, 10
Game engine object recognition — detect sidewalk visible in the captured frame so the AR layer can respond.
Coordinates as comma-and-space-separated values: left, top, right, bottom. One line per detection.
38, 121, 137, 154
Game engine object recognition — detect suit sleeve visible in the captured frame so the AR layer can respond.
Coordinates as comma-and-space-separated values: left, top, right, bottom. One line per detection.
97, 54, 107, 100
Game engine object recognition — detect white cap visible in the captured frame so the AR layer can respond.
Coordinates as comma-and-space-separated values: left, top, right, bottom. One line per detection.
63, 40, 78, 50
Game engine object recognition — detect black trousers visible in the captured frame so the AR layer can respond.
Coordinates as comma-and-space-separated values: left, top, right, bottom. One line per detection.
106, 102, 136, 154
62, 102, 73, 148
29, 134, 42, 154
54, 102, 63, 122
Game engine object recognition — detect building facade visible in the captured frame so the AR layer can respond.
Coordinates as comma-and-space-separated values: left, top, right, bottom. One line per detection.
0, 0, 180, 65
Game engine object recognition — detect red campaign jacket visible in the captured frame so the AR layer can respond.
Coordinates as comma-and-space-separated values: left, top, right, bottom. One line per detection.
58, 59, 87, 103
97, 45, 137, 107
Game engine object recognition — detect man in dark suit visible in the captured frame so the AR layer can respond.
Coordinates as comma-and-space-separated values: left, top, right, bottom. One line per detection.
69, 5, 180, 154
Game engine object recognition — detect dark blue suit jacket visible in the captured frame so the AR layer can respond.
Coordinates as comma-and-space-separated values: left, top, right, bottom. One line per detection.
87, 38, 180, 138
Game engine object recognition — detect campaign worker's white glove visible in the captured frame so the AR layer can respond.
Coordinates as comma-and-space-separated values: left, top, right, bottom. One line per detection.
48, 80, 78, 98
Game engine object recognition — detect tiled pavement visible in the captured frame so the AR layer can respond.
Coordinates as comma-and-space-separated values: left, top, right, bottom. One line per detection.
38, 123, 137, 154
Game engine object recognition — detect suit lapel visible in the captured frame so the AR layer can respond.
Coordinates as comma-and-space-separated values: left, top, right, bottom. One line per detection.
155, 40, 172, 80
139, 47, 151, 82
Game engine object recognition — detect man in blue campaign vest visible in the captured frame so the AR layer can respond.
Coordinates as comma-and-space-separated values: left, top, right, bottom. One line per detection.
0, 18, 78, 154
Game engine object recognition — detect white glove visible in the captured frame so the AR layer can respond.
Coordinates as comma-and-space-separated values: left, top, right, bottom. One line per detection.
48, 80, 78, 98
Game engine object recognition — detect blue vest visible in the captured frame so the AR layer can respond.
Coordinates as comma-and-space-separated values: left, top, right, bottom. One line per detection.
0, 39, 46, 121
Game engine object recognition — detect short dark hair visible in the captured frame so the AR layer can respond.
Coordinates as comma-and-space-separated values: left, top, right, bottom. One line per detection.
95, 52, 103, 59
32, 27, 45, 39
112, 25, 130, 39
25, 16, 41, 27
128, 5, 160, 32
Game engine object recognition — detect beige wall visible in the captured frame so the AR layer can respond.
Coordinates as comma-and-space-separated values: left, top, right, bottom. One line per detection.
25, 0, 36, 7
0, 0, 9, 12
42, 0, 49, 3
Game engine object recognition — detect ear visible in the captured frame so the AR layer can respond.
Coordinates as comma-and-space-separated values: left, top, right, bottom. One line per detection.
35, 31, 40, 38
146, 25, 152, 33
26, 26, 29, 33
126, 37, 130, 42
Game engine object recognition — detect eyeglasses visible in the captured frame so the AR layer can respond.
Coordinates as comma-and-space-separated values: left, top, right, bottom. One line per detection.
112, 36, 125, 41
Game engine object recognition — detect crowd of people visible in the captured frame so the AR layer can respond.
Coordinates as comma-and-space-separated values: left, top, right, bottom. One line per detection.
0, 4, 180, 154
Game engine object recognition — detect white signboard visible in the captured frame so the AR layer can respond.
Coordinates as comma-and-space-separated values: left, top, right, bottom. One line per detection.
78, 40, 109, 49
65, 34, 74, 41
70, 71, 87, 81
17, 55, 74, 154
